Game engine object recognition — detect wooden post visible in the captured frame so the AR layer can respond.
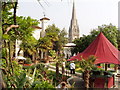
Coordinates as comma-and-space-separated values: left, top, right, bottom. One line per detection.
105, 64, 108, 71
114, 64, 118, 72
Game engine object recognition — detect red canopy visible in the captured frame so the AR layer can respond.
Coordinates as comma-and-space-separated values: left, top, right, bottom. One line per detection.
68, 32, 120, 64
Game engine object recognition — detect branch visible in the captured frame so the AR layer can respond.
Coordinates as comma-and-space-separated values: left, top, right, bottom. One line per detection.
4, 25, 19, 34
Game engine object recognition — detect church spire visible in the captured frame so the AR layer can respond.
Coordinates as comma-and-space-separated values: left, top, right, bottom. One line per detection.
69, 0, 79, 43
72, 0, 76, 20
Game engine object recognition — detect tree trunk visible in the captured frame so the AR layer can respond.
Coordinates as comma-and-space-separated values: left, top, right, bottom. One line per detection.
114, 64, 118, 72
56, 62, 59, 80
0, 70, 6, 89
105, 64, 108, 71
84, 70, 90, 88
32, 53, 35, 61
4, 40, 9, 66
62, 65, 64, 75
39, 50, 41, 59
62, 62, 65, 75
13, 1, 18, 57
13, 41, 16, 57
8, 41, 14, 74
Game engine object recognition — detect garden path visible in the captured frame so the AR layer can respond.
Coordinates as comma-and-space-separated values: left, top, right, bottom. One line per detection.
44, 63, 85, 88
44, 63, 82, 77
44, 63, 120, 88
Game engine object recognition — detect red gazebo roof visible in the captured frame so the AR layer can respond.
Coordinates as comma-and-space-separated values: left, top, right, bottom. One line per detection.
68, 32, 120, 64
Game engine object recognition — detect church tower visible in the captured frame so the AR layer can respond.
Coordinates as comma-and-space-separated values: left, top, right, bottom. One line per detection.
69, 0, 79, 42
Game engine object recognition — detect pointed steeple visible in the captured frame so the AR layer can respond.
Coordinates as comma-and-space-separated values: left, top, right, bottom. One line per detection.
69, 0, 79, 43
72, 0, 76, 20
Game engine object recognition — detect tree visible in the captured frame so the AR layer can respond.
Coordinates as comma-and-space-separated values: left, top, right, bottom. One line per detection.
37, 24, 68, 80
37, 36, 53, 61
16, 16, 39, 60
45, 24, 68, 53
2, 2, 40, 88
72, 24, 119, 54
117, 30, 120, 50
79, 55, 96, 88
20, 35, 38, 60
37, 24, 67, 61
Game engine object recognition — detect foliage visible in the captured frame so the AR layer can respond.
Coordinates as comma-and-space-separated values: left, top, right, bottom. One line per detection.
78, 55, 97, 88
72, 24, 119, 54
117, 30, 120, 50
92, 66, 104, 71
0, 27, 2, 41
35, 63, 49, 81
1, 1, 68, 89
2, 1, 39, 59
49, 50, 56, 58
2, 48, 7, 58
14, 73, 27, 88
79, 55, 96, 72
33, 81, 54, 88
2, 60, 27, 88
36, 63, 49, 72
16, 16, 39, 40
24, 58, 32, 64
45, 24, 68, 52
38, 37, 53, 50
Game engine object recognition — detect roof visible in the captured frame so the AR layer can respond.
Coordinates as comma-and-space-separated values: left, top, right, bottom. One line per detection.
40, 17, 50, 21
68, 32, 120, 64
32, 25, 42, 29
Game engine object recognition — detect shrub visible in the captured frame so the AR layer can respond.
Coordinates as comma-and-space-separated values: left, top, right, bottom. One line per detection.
24, 58, 32, 64
33, 81, 55, 89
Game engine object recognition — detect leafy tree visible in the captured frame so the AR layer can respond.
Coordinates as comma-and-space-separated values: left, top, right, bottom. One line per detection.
72, 24, 119, 54
2, 1, 40, 88
37, 24, 68, 80
91, 24, 118, 47
37, 24, 67, 60
45, 24, 68, 53
49, 50, 65, 80
117, 30, 120, 50
38, 37, 53, 50
79, 55, 96, 88
20, 35, 38, 60
45, 25, 68, 79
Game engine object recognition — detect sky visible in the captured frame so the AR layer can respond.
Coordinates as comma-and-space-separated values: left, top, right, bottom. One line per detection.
17, 0, 119, 39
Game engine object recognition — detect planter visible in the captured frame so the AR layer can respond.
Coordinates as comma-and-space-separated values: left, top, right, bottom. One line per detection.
23, 64, 32, 66
92, 70, 101, 75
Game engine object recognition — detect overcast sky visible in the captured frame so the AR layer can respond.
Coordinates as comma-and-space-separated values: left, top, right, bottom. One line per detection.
17, 0, 119, 39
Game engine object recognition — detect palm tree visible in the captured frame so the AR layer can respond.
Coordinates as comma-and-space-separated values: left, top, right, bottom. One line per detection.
37, 36, 53, 62
79, 55, 96, 88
